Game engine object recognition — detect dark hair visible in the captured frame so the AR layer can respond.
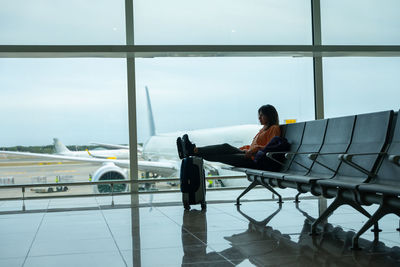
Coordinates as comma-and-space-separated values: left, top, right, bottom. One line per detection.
258, 104, 279, 126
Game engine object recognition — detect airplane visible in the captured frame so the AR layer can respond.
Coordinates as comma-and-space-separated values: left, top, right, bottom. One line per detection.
0, 86, 261, 192
88, 142, 129, 150
89, 142, 144, 155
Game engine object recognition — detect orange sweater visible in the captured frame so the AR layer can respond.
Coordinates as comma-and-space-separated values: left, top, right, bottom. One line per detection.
240, 125, 281, 155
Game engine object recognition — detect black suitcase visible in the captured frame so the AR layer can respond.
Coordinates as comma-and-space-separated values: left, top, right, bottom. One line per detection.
180, 156, 207, 210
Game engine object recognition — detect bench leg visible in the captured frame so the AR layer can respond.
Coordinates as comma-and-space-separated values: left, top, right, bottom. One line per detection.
261, 180, 283, 203
352, 206, 400, 250
310, 196, 344, 235
347, 201, 380, 234
351, 205, 388, 250
311, 194, 379, 236
294, 192, 302, 203
236, 180, 258, 206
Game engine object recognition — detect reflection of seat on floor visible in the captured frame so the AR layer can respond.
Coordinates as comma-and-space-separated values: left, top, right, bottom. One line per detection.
299, 220, 400, 266
224, 223, 301, 266
226, 204, 301, 266
226, 204, 400, 266
236, 203, 282, 227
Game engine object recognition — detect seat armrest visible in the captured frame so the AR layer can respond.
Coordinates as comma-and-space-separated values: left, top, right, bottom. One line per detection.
308, 153, 317, 160
265, 152, 285, 166
389, 155, 400, 166
339, 152, 385, 158
338, 153, 377, 177
338, 154, 353, 161
306, 151, 347, 156
285, 151, 320, 155
307, 152, 347, 160
265, 151, 287, 155
338, 152, 386, 163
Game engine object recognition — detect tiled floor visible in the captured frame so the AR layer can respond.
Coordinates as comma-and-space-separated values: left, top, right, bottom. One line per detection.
1, 190, 400, 266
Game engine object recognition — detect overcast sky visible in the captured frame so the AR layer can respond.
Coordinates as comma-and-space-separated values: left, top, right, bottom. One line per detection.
0, 0, 399, 147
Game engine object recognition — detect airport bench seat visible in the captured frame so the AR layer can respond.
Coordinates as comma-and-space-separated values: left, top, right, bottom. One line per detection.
283, 172, 332, 184
237, 115, 356, 202
349, 112, 400, 248
264, 119, 327, 181
282, 114, 356, 186
234, 122, 306, 203
316, 176, 369, 190
231, 109, 399, 249
359, 183, 400, 196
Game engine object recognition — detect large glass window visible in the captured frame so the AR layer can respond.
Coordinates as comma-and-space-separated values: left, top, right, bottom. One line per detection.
136, 57, 314, 142
0, 0, 126, 45
323, 57, 400, 118
321, 0, 400, 45
134, 0, 312, 45
0, 59, 128, 145
134, 57, 313, 199
2, 1, 399, 204
0, 58, 128, 198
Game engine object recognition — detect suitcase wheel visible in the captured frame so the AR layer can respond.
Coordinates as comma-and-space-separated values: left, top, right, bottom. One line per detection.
184, 203, 191, 211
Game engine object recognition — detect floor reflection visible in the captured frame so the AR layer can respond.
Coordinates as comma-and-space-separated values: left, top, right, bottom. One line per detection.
181, 210, 233, 266
221, 204, 400, 266
1, 197, 400, 266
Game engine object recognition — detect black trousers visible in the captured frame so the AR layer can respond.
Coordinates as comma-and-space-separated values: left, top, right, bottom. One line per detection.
196, 143, 258, 169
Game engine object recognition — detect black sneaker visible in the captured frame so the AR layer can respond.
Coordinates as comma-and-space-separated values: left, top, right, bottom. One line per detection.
182, 134, 195, 156
176, 137, 184, 159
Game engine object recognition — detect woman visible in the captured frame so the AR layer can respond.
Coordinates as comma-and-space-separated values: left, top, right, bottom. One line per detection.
176, 104, 281, 169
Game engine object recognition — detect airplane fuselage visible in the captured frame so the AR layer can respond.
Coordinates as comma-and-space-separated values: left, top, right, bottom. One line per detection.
142, 124, 261, 161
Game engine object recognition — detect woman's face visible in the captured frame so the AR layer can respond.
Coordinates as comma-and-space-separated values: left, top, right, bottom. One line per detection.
259, 112, 269, 126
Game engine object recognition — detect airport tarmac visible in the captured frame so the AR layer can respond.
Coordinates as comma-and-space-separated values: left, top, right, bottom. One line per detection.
0, 156, 177, 199
0, 157, 100, 199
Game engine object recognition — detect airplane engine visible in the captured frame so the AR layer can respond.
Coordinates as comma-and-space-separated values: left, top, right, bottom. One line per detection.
92, 162, 129, 193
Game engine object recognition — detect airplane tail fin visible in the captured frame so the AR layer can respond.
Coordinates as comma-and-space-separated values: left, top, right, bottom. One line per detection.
145, 86, 156, 137
53, 138, 70, 154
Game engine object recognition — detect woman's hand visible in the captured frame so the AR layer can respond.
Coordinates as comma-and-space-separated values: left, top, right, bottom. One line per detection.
244, 149, 253, 158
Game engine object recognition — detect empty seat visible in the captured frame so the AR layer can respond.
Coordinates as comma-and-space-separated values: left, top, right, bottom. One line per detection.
310, 110, 393, 237
284, 115, 356, 188
358, 112, 400, 196
316, 110, 392, 191
352, 111, 400, 248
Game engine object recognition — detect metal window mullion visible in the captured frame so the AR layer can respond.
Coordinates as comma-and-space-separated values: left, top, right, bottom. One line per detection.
312, 0, 324, 120
125, 0, 138, 200
125, 1, 141, 265
313, 57, 324, 120
311, 0, 327, 217
2, 45, 400, 57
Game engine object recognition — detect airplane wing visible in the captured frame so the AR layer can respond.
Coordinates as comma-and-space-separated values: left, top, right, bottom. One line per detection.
0, 150, 177, 176
90, 142, 129, 150
89, 142, 142, 155
0, 150, 130, 168
138, 160, 178, 176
